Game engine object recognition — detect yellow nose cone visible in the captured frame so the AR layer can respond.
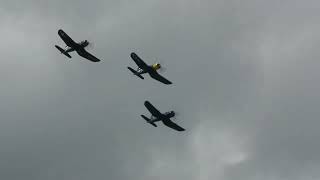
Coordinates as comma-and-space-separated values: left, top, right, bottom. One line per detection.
152, 63, 161, 70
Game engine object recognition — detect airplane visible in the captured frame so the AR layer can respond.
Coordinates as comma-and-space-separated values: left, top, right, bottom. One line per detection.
55, 29, 101, 62
141, 101, 185, 131
127, 52, 172, 84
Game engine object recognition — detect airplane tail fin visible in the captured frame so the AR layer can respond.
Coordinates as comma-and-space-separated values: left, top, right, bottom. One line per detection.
55, 45, 72, 58
127, 67, 144, 79
141, 115, 157, 127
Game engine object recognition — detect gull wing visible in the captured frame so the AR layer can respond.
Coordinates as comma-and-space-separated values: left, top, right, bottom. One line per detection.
149, 71, 172, 85
58, 29, 77, 47
130, 52, 149, 70
144, 101, 162, 117
162, 119, 185, 131
77, 49, 101, 62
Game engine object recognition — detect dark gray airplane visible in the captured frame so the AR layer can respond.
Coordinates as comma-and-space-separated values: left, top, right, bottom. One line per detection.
128, 52, 172, 84
55, 29, 101, 62
141, 101, 185, 131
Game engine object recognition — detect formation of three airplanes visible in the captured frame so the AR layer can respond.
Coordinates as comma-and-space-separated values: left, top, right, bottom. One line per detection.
55, 29, 185, 131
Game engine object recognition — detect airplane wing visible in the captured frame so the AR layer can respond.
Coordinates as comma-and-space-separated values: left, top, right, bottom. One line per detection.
130, 52, 149, 69
149, 71, 172, 85
77, 49, 101, 62
144, 101, 162, 117
162, 119, 185, 131
58, 29, 77, 47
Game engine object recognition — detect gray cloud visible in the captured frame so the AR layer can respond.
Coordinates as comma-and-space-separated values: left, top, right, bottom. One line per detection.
0, 0, 320, 180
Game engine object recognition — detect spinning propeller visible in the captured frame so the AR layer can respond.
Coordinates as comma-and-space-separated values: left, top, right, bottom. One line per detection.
155, 58, 167, 73
172, 111, 180, 121
84, 37, 95, 50
86, 41, 95, 50
167, 105, 180, 121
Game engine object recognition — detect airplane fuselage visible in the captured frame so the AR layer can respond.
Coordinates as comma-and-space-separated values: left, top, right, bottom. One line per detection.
150, 111, 175, 123
136, 65, 157, 75
65, 40, 89, 53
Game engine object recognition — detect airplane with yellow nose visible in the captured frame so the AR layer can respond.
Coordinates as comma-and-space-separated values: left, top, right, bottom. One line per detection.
127, 52, 172, 85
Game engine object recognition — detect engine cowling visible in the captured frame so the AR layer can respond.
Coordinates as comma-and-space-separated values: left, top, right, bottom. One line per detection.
80, 40, 89, 47
152, 63, 161, 70
165, 111, 175, 118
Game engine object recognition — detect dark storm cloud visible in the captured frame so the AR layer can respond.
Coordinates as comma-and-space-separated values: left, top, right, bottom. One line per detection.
1, 0, 320, 180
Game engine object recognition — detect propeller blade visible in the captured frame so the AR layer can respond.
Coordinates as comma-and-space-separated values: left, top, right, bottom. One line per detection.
168, 105, 180, 121
86, 41, 95, 50
156, 58, 167, 73
172, 111, 180, 121
158, 66, 167, 73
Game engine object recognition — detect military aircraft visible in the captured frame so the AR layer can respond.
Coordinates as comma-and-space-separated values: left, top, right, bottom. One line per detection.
55, 29, 101, 62
141, 101, 185, 131
127, 52, 172, 84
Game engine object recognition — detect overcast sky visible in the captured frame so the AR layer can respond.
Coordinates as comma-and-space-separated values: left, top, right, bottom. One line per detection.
1, 0, 320, 180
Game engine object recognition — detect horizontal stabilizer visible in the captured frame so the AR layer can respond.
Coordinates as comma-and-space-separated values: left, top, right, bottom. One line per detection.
128, 67, 144, 79
141, 115, 157, 127
55, 45, 72, 58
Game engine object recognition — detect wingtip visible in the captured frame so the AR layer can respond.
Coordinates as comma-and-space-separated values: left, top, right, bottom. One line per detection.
144, 101, 150, 105
176, 127, 185, 131
130, 52, 137, 59
162, 80, 172, 85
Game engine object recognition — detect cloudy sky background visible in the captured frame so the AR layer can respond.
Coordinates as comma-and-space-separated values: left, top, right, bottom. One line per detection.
0, 0, 320, 179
